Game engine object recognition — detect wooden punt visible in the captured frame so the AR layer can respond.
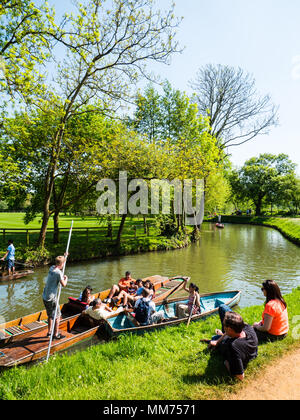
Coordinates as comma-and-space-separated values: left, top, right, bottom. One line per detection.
0, 269, 34, 282
103, 290, 241, 338
0, 312, 107, 367
0, 275, 187, 349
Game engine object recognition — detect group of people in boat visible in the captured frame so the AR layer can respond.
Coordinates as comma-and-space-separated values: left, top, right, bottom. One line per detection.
42, 253, 290, 382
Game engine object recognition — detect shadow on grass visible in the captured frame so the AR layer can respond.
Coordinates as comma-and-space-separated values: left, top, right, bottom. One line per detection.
182, 349, 234, 386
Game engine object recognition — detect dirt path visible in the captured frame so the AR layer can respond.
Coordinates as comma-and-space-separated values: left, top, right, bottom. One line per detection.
227, 347, 300, 400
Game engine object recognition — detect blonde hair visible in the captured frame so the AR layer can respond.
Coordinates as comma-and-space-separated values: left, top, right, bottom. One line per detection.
55, 256, 65, 267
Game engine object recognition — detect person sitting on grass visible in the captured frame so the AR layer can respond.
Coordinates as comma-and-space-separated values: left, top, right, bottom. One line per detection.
253, 280, 289, 343
207, 311, 258, 381
104, 271, 135, 304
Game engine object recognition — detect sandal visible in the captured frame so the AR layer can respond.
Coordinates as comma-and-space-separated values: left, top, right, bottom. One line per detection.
53, 334, 65, 340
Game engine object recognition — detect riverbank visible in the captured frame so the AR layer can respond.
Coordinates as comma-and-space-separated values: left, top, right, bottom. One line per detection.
0, 213, 194, 266
0, 286, 299, 400
209, 215, 300, 246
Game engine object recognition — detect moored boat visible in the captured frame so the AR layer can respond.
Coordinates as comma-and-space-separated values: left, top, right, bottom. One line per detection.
103, 290, 241, 338
215, 223, 225, 229
0, 288, 240, 368
0, 269, 34, 282
0, 275, 187, 348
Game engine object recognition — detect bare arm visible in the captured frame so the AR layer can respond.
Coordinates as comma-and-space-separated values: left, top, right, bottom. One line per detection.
253, 314, 273, 332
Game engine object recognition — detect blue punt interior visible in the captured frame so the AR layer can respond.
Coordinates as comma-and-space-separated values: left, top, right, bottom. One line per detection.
106, 291, 237, 331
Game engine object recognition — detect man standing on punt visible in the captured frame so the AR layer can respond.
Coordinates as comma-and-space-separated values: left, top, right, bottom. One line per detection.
42, 255, 68, 340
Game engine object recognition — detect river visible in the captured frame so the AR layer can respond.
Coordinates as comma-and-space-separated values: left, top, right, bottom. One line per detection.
1, 223, 300, 323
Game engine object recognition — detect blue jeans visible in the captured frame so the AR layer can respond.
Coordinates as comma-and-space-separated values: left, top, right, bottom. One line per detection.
211, 304, 232, 341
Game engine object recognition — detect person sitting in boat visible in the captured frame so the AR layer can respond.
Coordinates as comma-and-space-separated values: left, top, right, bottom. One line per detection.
82, 298, 114, 321
143, 279, 155, 299
111, 279, 143, 309
175, 280, 201, 318
252, 280, 289, 343
1, 239, 15, 276
79, 285, 95, 308
131, 288, 164, 326
104, 271, 135, 304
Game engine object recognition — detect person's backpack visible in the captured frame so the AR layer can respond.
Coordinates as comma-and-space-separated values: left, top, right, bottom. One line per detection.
135, 299, 151, 325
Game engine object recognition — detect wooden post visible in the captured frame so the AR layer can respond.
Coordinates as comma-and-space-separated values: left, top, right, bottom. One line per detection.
86, 228, 89, 242
3, 229, 5, 243
26, 230, 30, 247
134, 225, 137, 238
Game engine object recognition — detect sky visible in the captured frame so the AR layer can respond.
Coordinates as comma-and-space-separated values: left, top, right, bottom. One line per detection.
49, 0, 300, 174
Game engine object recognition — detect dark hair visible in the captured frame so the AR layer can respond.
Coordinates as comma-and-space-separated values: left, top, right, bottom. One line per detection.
262, 280, 287, 309
92, 298, 101, 307
8, 239, 13, 244
224, 312, 245, 334
143, 280, 153, 290
136, 279, 143, 285
189, 283, 199, 293
81, 286, 93, 302
125, 271, 131, 276
141, 287, 150, 298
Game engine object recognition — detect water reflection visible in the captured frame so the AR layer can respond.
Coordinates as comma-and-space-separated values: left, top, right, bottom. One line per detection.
0, 223, 299, 322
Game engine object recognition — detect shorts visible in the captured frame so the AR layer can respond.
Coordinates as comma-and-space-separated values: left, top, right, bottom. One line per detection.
7, 259, 15, 270
43, 299, 61, 320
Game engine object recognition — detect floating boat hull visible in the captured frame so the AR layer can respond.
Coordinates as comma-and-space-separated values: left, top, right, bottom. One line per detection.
104, 290, 241, 338
0, 275, 187, 351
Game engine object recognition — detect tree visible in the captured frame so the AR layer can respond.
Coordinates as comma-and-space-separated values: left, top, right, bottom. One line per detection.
10, 0, 182, 248
189, 64, 279, 150
229, 154, 297, 215
0, 0, 58, 105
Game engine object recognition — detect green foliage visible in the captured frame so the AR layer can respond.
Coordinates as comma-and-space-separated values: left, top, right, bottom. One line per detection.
229, 154, 297, 215
1, 286, 300, 400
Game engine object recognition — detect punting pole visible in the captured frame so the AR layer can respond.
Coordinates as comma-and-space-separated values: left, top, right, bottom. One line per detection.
187, 295, 197, 327
45, 220, 73, 363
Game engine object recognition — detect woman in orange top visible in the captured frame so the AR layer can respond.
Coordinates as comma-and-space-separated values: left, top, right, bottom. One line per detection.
253, 280, 289, 343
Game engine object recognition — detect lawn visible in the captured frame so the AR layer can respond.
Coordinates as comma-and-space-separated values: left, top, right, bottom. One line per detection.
0, 286, 299, 400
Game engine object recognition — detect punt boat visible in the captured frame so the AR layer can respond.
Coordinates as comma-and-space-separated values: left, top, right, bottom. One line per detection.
0, 269, 34, 282
104, 290, 241, 338
0, 275, 187, 349
0, 288, 240, 368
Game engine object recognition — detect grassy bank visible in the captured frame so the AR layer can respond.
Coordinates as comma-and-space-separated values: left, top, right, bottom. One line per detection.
0, 286, 299, 400
210, 215, 300, 246
0, 213, 193, 266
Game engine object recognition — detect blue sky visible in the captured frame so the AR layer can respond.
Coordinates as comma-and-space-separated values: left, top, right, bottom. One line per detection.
49, 0, 300, 173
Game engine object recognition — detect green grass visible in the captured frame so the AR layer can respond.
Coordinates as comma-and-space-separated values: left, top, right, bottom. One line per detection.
0, 213, 193, 265
212, 215, 300, 246
0, 286, 299, 400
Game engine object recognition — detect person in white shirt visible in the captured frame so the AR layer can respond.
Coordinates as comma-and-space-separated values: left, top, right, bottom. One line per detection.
83, 298, 114, 321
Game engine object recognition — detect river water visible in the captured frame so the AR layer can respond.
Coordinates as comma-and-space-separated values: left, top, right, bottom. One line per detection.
1, 223, 300, 323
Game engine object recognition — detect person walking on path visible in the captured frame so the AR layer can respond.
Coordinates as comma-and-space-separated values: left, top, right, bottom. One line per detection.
42, 254, 68, 340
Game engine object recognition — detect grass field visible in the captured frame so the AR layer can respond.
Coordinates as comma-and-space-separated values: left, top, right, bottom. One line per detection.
0, 213, 192, 265
0, 286, 299, 400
